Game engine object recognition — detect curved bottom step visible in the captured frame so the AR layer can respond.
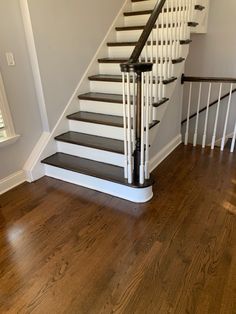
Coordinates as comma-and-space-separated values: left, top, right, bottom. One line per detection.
42, 153, 153, 203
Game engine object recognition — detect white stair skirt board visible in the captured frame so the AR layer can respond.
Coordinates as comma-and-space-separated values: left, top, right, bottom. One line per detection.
45, 165, 153, 203
57, 141, 125, 167
0, 170, 26, 195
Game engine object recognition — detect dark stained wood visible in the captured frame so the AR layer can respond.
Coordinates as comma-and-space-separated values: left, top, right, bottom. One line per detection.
67, 111, 159, 129
55, 132, 124, 154
88, 74, 176, 85
98, 57, 168, 63
116, 23, 198, 32
41, 153, 152, 188
182, 75, 236, 84
107, 40, 171, 47
1, 145, 236, 313
78, 92, 125, 104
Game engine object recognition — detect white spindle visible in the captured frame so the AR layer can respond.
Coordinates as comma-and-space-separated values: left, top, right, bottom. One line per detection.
211, 83, 222, 150
160, 6, 164, 98
122, 73, 128, 179
221, 84, 233, 151
184, 82, 192, 145
126, 73, 133, 183
202, 83, 212, 148
155, 24, 160, 101
193, 82, 202, 146
132, 72, 136, 151
140, 72, 145, 185
230, 121, 236, 153
145, 71, 150, 179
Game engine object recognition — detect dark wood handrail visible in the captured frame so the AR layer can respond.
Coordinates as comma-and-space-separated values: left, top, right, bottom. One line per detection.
182, 75, 236, 84
182, 88, 236, 124
129, 0, 167, 63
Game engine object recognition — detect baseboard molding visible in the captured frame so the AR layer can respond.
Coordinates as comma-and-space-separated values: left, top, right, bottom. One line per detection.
150, 134, 182, 172
23, 131, 50, 182
0, 171, 26, 195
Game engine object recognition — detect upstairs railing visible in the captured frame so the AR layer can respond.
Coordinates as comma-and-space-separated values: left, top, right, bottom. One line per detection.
120, 0, 197, 185
182, 75, 236, 152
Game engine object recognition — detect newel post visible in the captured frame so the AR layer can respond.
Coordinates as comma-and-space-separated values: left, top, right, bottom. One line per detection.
120, 62, 153, 184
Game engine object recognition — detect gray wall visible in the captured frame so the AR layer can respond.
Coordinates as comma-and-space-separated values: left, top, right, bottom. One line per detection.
28, 0, 124, 129
0, 0, 42, 180
0, 0, 124, 180
185, 0, 236, 77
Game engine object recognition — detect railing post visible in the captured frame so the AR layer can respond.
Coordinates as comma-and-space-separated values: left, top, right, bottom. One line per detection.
120, 63, 153, 185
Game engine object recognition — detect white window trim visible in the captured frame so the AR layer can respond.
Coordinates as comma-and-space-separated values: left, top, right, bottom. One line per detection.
0, 71, 19, 147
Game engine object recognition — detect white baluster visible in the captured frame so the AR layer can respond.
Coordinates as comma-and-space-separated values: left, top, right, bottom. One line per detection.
160, 6, 164, 98
202, 83, 212, 148
140, 72, 145, 185
193, 82, 202, 146
145, 71, 150, 179
184, 82, 192, 145
122, 73, 128, 179
126, 73, 133, 183
211, 83, 222, 150
221, 84, 233, 151
230, 120, 236, 153
132, 72, 136, 151
155, 24, 160, 101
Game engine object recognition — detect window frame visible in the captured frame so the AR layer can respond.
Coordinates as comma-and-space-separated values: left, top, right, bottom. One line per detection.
0, 71, 18, 145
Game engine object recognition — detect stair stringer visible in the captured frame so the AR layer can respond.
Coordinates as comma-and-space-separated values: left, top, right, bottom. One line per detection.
24, 0, 131, 182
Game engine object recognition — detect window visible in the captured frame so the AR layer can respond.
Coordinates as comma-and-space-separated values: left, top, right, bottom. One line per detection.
0, 71, 18, 145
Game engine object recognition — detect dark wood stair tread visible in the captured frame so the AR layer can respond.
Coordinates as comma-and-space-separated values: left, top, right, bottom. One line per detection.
116, 23, 197, 31
67, 111, 159, 129
42, 153, 152, 188
55, 131, 124, 154
124, 8, 186, 16
98, 57, 170, 64
88, 74, 177, 85
107, 40, 172, 47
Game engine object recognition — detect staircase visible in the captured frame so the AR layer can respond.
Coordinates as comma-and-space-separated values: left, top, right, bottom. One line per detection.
40, 0, 208, 202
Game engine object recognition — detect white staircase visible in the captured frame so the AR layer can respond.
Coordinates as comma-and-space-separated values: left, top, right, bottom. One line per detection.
35, 0, 209, 202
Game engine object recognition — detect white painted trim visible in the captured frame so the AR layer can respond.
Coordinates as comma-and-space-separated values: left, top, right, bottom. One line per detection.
0, 134, 20, 148
0, 72, 16, 138
19, 0, 50, 132
45, 165, 153, 203
0, 171, 26, 195
150, 134, 182, 172
23, 131, 51, 182
27, 0, 129, 181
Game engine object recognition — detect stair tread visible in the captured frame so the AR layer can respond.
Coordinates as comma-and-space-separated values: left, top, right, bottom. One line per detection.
89, 74, 177, 85
67, 111, 159, 129
78, 91, 170, 106
98, 57, 170, 63
55, 131, 124, 154
42, 152, 152, 188
107, 40, 172, 47
116, 23, 198, 31
124, 7, 186, 16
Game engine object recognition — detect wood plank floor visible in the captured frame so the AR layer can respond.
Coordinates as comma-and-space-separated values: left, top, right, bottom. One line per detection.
0, 145, 236, 314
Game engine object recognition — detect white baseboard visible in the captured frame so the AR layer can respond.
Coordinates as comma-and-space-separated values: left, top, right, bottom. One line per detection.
23, 131, 50, 182
0, 171, 26, 195
150, 134, 182, 172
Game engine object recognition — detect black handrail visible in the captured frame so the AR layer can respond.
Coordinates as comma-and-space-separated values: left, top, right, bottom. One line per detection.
182, 75, 236, 84
182, 75, 236, 124
129, 0, 167, 63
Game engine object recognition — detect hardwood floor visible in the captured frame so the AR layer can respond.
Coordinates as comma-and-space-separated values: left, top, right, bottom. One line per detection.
0, 144, 236, 313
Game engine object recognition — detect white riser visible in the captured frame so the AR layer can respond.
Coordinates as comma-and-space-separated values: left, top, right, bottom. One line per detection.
124, 13, 186, 27
79, 100, 123, 116
116, 27, 181, 42
90, 80, 172, 98
69, 120, 125, 140
45, 165, 153, 203
57, 141, 124, 167
131, 0, 183, 11
79, 99, 168, 119
109, 45, 171, 59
